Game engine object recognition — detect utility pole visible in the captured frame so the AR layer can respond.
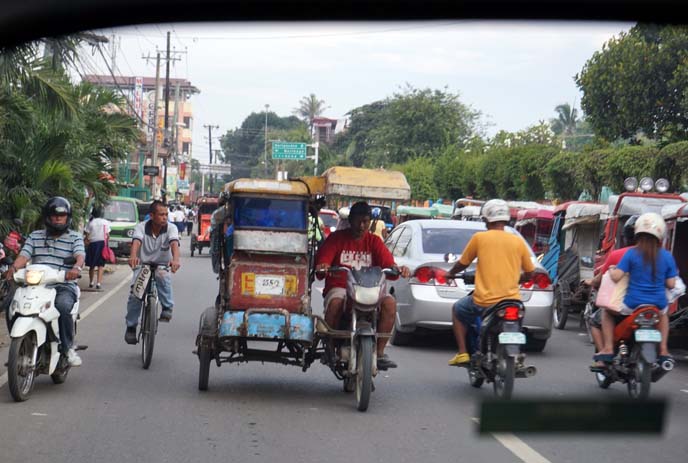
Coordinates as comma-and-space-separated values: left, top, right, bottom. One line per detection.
151, 53, 161, 199
204, 124, 219, 192
264, 104, 269, 178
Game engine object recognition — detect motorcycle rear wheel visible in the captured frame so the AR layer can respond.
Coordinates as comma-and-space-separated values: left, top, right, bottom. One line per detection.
627, 359, 651, 400
8, 333, 37, 402
493, 347, 515, 399
355, 336, 374, 412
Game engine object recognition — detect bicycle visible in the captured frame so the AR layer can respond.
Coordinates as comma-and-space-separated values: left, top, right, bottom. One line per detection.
131, 264, 165, 369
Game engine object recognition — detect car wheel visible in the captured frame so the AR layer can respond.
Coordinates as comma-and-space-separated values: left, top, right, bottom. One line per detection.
390, 322, 414, 346
525, 337, 547, 353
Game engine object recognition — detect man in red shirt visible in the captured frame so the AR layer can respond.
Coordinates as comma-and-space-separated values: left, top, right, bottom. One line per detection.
316, 201, 410, 370
584, 215, 638, 363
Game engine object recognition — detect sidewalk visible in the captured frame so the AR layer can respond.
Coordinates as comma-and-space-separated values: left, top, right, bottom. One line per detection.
0, 263, 131, 377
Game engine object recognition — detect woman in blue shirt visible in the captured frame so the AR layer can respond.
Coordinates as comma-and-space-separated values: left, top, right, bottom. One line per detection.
599, 213, 678, 363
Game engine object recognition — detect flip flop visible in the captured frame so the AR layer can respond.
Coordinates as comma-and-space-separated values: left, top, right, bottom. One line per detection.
593, 353, 614, 363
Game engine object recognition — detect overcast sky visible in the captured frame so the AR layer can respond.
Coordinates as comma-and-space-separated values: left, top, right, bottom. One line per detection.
85, 21, 633, 161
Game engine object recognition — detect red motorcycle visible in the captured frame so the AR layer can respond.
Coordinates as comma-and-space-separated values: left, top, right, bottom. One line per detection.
590, 305, 674, 399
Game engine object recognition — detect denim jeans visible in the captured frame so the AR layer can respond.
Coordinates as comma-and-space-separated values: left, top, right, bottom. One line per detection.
125, 267, 174, 327
452, 295, 487, 354
53, 284, 78, 353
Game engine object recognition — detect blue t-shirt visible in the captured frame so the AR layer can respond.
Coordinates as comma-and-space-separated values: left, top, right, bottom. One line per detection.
617, 247, 678, 309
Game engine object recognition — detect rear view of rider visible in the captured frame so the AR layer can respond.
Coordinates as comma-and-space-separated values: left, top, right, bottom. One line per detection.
4, 197, 85, 366
447, 199, 535, 365
315, 201, 410, 370
598, 212, 678, 364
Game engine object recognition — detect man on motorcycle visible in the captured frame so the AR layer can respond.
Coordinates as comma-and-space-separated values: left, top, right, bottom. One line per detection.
315, 201, 410, 370
124, 200, 181, 344
4, 197, 85, 366
447, 199, 535, 365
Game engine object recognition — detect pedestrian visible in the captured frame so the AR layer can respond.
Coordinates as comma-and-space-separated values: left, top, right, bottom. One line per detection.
173, 206, 186, 234
84, 207, 112, 290
186, 207, 195, 236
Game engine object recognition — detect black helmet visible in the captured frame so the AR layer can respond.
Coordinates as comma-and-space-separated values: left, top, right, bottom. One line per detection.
623, 215, 639, 244
349, 201, 371, 219
43, 196, 72, 234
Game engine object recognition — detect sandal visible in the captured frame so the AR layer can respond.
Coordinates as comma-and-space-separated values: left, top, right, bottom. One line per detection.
593, 353, 614, 363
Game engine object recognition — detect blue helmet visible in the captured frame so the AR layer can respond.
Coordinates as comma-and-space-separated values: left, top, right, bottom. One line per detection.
371, 207, 381, 219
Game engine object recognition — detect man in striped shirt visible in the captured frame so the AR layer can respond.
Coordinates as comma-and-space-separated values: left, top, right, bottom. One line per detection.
5, 197, 86, 366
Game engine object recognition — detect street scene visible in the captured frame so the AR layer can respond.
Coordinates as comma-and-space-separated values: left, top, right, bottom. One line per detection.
2, 19, 688, 463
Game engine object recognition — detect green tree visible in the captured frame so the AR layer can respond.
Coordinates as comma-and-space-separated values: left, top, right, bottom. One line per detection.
293, 93, 328, 132
550, 103, 579, 136
394, 157, 438, 201
654, 141, 688, 191
576, 24, 688, 143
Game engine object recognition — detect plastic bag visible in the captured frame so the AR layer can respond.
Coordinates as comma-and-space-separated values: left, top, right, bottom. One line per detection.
595, 271, 628, 313
667, 276, 686, 304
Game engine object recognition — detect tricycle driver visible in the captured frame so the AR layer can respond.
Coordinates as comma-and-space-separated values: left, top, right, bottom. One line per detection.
315, 201, 410, 370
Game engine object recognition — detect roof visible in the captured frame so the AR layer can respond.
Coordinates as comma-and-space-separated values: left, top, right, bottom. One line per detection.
397, 205, 438, 218
608, 193, 686, 217
516, 208, 554, 221
662, 203, 688, 221
320, 166, 411, 200
82, 75, 200, 95
225, 179, 311, 196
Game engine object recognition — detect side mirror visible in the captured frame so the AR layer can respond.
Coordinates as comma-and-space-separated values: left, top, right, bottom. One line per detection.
444, 252, 458, 263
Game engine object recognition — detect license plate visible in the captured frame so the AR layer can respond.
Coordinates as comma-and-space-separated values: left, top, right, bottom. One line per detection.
109, 241, 119, 248
498, 332, 526, 344
254, 275, 285, 296
635, 329, 661, 343
132, 266, 152, 300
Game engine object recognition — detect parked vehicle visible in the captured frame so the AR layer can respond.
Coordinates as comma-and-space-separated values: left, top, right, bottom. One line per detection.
318, 208, 339, 239
542, 202, 608, 330
6, 258, 81, 401
590, 305, 673, 399
102, 196, 140, 258
452, 198, 484, 221
385, 219, 554, 352
190, 196, 219, 257
514, 208, 554, 255
662, 203, 688, 336
396, 205, 438, 224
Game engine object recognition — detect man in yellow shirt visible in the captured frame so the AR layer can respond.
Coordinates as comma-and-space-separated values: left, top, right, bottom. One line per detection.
446, 199, 535, 365
370, 207, 388, 240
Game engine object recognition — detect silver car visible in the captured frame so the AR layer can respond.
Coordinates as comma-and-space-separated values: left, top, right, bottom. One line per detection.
385, 220, 554, 351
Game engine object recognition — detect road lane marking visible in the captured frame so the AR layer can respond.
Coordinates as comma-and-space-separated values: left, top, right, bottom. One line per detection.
681, 389, 688, 394
0, 270, 130, 389
472, 418, 552, 463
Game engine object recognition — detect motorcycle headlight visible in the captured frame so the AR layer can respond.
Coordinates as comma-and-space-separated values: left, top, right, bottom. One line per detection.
353, 285, 380, 306
25, 270, 44, 285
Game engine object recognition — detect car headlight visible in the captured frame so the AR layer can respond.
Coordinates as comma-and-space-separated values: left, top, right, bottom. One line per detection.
126, 229, 134, 238
25, 270, 44, 285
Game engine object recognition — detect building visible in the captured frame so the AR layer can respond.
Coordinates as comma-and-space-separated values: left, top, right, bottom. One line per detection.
312, 117, 338, 144
82, 74, 200, 199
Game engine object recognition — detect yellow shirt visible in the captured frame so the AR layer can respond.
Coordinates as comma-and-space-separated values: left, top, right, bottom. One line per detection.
458, 230, 535, 307
370, 219, 386, 239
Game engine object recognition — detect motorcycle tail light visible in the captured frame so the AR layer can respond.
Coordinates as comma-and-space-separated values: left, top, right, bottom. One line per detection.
502, 306, 522, 320
634, 311, 659, 325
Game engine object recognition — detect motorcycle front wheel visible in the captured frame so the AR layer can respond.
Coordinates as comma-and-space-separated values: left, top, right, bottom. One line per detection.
8, 333, 38, 402
493, 347, 515, 399
355, 336, 374, 412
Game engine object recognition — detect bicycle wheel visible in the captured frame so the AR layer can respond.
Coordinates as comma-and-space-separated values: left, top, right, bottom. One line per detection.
141, 295, 157, 369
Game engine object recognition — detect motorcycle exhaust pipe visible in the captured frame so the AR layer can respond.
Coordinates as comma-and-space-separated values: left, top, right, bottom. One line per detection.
651, 359, 675, 382
515, 365, 537, 378
661, 359, 675, 372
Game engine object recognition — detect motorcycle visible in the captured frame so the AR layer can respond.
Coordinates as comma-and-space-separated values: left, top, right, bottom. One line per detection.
320, 265, 400, 412
590, 305, 673, 400
6, 256, 82, 402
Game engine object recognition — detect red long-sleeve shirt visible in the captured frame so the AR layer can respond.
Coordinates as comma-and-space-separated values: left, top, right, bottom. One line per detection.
316, 229, 397, 296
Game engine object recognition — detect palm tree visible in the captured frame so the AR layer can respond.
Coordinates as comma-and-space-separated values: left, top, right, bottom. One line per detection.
293, 93, 328, 133
550, 103, 579, 136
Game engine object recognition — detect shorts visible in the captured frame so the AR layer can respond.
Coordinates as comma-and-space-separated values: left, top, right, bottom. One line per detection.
452, 296, 488, 326
323, 287, 346, 316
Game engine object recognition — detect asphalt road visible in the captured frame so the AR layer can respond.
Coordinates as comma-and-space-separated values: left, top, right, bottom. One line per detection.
2, 236, 688, 463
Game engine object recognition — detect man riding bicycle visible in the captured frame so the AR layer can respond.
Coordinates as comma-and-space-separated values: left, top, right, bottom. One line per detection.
447, 199, 535, 365
124, 200, 181, 344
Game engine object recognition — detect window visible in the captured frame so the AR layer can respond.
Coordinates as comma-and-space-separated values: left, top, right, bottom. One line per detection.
421, 227, 478, 255
233, 197, 307, 230
103, 200, 137, 223
385, 227, 403, 253
183, 116, 191, 129
393, 228, 412, 257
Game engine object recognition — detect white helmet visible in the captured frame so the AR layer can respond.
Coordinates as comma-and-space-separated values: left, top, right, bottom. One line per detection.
634, 212, 666, 241
338, 206, 350, 219
481, 199, 511, 223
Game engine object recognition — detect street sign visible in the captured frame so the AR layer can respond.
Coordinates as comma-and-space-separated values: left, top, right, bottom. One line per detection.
272, 142, 307, 160
143, 166, 159, 176
198, 164, 232, 175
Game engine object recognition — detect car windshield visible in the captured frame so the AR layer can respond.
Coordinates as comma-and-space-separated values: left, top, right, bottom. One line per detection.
103, 200, 137, 223
233, 197, 307, 230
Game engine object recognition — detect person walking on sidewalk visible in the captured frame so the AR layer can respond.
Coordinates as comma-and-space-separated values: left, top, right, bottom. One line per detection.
83, 207, 111, 290
124, 200, 181, 344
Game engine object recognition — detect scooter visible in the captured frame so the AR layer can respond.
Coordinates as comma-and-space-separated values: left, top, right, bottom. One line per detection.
590, 305, 673, 400
319, 266, 400, 412
6, 257, 82, 402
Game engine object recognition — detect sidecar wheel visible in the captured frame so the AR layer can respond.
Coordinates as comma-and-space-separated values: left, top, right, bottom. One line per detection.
198, 341, 212, 391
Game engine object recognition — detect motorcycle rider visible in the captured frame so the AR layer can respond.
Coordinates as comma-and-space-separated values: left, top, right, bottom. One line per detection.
369, 207, 388, 240
4, 197, 85, 367
447, 199, 535, 365
315, 201, 410, 370
124, 200, 181, 344
597, 212, 678, 364
584, 215, 638, 363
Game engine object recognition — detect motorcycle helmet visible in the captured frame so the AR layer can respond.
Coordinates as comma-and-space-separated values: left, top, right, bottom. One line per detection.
634, 212, 666, 241
43, 196, 72, 234
481, 199, 510, 223
338, 206, 350, 220
623, 215, 639, 244
371, 207, 381, 219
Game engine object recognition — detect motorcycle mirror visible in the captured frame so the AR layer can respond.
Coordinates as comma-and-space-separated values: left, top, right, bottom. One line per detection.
64, 256, 76, 266
444, 252, 458, 263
